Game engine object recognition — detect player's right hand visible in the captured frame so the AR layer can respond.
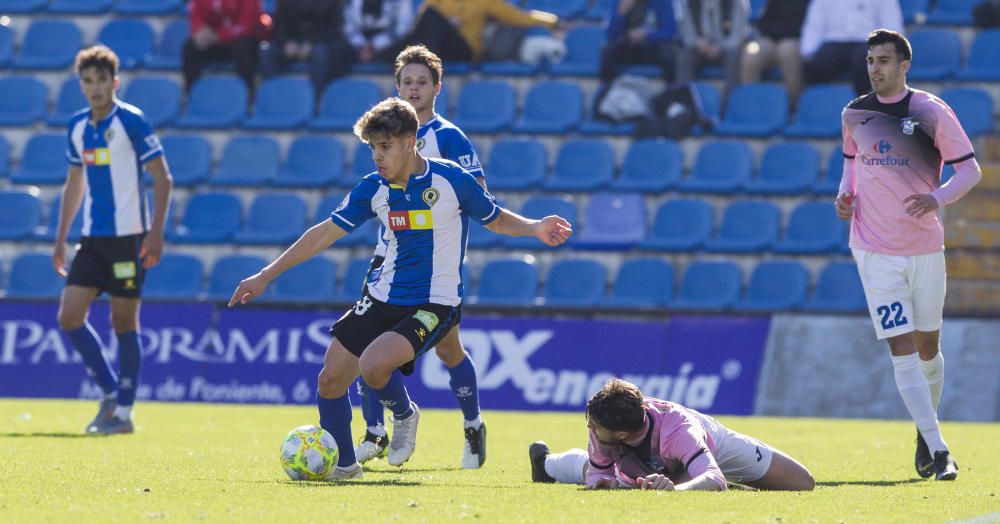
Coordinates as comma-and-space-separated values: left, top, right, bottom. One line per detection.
584, 477, 617, 490
52, 243, 67, 277
638, 474, 675, 491
228, 272, 269, 307
835, 192, 855, 220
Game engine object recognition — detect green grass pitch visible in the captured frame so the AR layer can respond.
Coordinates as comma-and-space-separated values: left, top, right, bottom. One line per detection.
1, 400, 997, 523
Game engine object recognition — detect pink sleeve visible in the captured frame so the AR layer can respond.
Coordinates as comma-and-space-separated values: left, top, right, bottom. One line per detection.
930, 100, 981, 206
932, 157, 982, 207
685, 452, 728, 490
660, 418, 726, 490
584, 430, 616, 485
839, 110, 858, 196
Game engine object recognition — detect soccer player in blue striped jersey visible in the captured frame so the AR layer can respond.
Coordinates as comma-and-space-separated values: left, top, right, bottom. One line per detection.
229, 98, 571, 479
53, 46, 174, 435
354, 45, 491, 469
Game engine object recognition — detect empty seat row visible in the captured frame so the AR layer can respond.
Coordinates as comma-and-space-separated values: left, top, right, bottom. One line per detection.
0, 0, 182, 15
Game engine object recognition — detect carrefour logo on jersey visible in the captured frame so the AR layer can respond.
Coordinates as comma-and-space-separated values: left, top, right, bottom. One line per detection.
861, 139, 909, 166
388, 210, 434, 231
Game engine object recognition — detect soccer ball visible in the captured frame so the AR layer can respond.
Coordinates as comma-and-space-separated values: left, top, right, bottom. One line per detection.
280, 425, 339, 481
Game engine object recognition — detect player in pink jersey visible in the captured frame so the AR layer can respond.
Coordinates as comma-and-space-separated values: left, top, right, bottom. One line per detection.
835, 29, 981, 481
529, 379, 814, 491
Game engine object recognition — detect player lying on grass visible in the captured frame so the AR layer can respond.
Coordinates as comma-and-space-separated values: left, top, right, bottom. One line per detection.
530, 379, 815, 491
230, 97, 572, 479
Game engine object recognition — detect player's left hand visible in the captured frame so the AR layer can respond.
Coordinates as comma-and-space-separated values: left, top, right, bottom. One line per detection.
903, 193, 939, 218
534, 215, 573, 247
140, 233, 164, 269
638, 474, 675, 491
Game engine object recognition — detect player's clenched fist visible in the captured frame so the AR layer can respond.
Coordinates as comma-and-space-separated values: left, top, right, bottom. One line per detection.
638, 474, 675, 491
534, 215, 573, 247
835, 193, 855, 220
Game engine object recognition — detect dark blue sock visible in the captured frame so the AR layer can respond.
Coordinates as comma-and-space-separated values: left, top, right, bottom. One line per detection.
115, 331, 142, 407
448, 355, 481, 421
356, 379, 385, 428
370, 370, 413, 419
317, 392, 356, 467
65, 323, 117, 395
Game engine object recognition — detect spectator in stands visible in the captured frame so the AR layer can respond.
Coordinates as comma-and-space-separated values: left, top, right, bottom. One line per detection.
389, 0, 559, 63
973, 0, 1000, 28
344, 0, 415, 64
183, 0, 270, 94
676, 0, 751, 94
260, 0, 354, 95
800, 0, 903, 96
740, 0, 807, 105
599, 0, 678, 83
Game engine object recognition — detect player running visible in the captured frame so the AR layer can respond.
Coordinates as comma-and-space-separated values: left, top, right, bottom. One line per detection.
529, 379, 814, 491
54, 46, 174, 435
354, 45, 490, 469
836, 29, 981, 481
229, 98, 572, 479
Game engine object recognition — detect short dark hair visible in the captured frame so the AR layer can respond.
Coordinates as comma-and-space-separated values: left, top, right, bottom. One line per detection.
75, 45, 119, 77
866, 29, 912, 62
394, 45, 443, 86
353, 97, 420, 144
586, 379, 645, 432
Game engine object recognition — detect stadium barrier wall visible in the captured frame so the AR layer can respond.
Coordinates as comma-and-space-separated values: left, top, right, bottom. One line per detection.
0, 302, 768, 415
756, 314, 1000, 422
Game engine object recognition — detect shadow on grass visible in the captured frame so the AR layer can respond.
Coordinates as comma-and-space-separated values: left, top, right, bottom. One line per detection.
816, 479, 925, 487
0, 432, 98, 438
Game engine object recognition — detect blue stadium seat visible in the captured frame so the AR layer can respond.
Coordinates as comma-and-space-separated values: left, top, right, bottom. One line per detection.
97, 19, 154, 69
49, 0, 113, 13
115, 0, 183, 14
245, 77, 314, 130
543, 139, 615, 191
611, 139, 683, 192
574, 192, 646, 250
0, 191, 42, 240
12, 134, 65, 185
640, 198, 713, 251
473, 259, 538, 307
927, 0, 978, 25
160, 135, 211, 187
749, 0, 766, 19
774, 201, 845, 254
505, 196, 577, 249
6, 253, 63, 299
815, 148, 844, 196
233, 193, 307, 245
467, 221, 503, 249
549, 26, 604, 76
170, 192, 242, 244
679, 140, 752, 193
784, 84, 854, 138
349, 142, 376, 182
0, 25, 13, 68
733, 261, 809, 312
900, 0, 930, 23
313, 194, 344, 225
311, 79, 381, 131
704, 200, 780, 253
541, 259, 606, 307
957, 30, 1000, 81
674, 261, 742, 311
206, 255, 269, 301
694, 82, 721, 131
715, 83, 788, 136
486, 138, 547, 190
269, 257, 336, 303
122, 77, 182, 128
211, 135, 281, 186
578, 89, 637, 136
523, 0, 586, 18
746, 142, 819, 195
601, 258, 674, 308
907, 30, 962, 80
176, 76, 247, 129
940, 87, 993, 138
513, 81, 583, 134
274, 136, 345, 188
13, 20, 81, 70
0, 76, 47, 126
143, 253, 203, 300
337, 257, 372, 302
0, 136, 9, 178
805, 262, 867, 312
585, 0, 611, 20
0, 0, 46, 12
47, 77, 88, 127
35, 195, 83, 242
146, 19, 187, 70
453, 81, 516, 133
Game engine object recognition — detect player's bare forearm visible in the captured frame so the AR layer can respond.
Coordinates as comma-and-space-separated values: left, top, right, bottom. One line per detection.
145, 156, 173, 236
485, 208, 539, 237
674, 473, 726, 492
261, 220, 346, 281
55, 166, 85, 245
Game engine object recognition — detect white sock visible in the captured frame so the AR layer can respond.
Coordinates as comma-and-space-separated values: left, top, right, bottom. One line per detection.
113, 405, 132, 421
463, 416, 483, 429
892, 354, 947, 454
919, 352, 945, 412
367, 425, 386, 437
544, 448, 588, 484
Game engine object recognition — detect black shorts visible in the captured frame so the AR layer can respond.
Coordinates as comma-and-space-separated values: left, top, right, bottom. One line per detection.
330, 292, 461, 361
66, 234, 146, 298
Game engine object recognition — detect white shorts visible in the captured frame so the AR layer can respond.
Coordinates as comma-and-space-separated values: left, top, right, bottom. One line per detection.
851, 249, 946, 340
713, 425, 774, 483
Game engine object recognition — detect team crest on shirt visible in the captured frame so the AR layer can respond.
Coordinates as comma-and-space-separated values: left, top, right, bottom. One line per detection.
416, 138, 426, 151
104, 128, 114, 142
421, 187, 440, 207
900, 118, 919, 135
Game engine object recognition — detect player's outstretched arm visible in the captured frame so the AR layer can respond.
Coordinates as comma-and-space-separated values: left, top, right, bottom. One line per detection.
228, 219, 347, 306
485, 209, 572, 246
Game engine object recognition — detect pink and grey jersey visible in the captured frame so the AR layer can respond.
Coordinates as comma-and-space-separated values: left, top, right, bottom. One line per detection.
840, 88, 978, 255
586, 397, 728, 490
